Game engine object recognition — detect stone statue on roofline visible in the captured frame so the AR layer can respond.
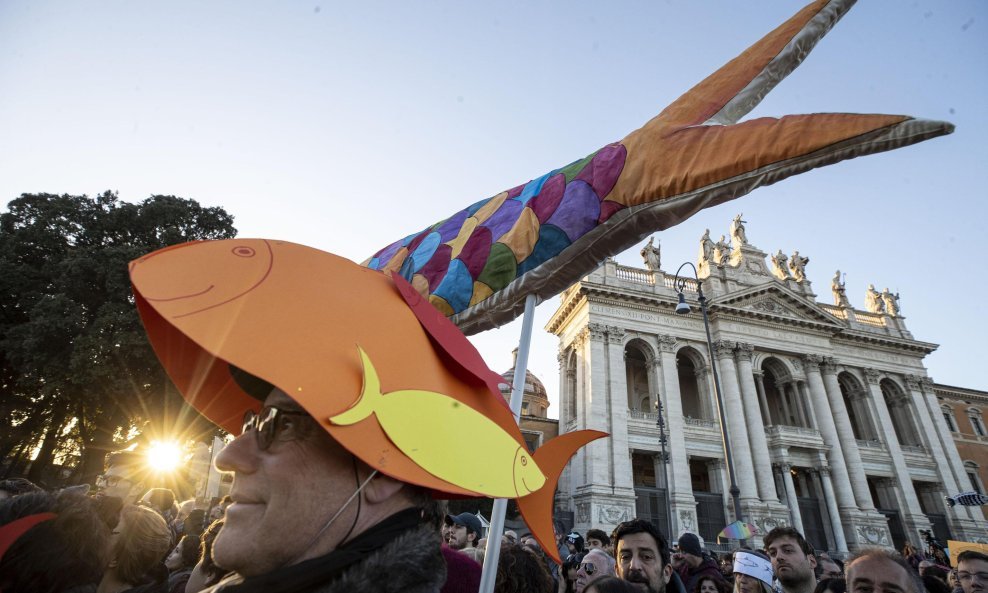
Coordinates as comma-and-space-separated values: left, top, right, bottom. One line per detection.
730, 213, 748, 246
713, 235, 731, 267
831, 269, 850, 307
789, 250, 809, 282
771, 249, 790, 281
882, 287, 901, 317
865, 284, 885, 314
698, 229, 714, 266
641, 236, 661, 271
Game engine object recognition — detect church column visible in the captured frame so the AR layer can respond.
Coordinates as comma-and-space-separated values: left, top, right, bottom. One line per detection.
778, 463, 805, 533
789, 382, 810, 428
820, 358, 875, 511
797, 381, 819, 429
712, 340, 758, 504
605, 326, 634, 492
735, 343, 778, 502
815, 466, 849, 554
779, 381, 794, 425
657, 334, 695, 534
907, 375, 982, 524
583, 324, 611, 487
569, 330, 591, 490
753, 371, 772, 425
863, 368, 929, 538
803, 355, 858, 511
556, 348, 573, 508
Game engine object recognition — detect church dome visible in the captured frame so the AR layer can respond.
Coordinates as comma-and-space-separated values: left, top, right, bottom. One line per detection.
499, 349, 550, 418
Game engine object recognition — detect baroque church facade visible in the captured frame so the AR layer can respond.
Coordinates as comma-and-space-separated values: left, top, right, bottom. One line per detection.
545, 216, 986, 555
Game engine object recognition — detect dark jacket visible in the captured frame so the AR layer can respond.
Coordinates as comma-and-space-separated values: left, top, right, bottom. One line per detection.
675, 556, 725, 592
202, 511, 446, 593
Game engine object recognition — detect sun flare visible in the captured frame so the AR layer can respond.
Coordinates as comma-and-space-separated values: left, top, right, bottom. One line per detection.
146, 440, 182, 472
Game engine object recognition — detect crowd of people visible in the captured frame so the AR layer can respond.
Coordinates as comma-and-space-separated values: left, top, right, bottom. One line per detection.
6, 447, 988, 593
4, 243, 986, 593
435, 514, 988, 593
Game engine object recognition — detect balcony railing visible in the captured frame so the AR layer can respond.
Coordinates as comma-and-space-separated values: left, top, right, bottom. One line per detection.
856, 439, 887, 452
615, 264, 655, 285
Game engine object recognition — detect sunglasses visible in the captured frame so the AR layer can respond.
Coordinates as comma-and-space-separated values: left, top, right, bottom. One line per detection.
95, 474, 130, 487
242, 406, 311, 451
580, 562, 597, 575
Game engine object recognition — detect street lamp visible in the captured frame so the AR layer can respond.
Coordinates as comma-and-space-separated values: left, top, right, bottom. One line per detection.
673, 262, 745, 539
654, 396, 672, 537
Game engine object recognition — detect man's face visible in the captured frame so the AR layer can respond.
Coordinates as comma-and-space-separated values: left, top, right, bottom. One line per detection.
447, 523, 475, 549
212, 390, 364, 577
98, 464, 141, 504
617, 532, 671, 593
919, 560, 933, 575
587, 537, 606, 551
958, 558, 988, 593
576, 550, 611, 593
767, 536, 816, 588
847, 556, 915, 593
819, 557, 842, 579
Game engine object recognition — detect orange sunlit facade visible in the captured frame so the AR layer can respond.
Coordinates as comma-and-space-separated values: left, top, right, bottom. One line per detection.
936, 384, 988, 498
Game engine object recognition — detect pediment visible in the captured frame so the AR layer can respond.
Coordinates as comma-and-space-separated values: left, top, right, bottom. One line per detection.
709, 283, 843, 327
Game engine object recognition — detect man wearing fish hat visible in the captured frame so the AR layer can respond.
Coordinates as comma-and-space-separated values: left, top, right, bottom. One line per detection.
129, 239, 604, 592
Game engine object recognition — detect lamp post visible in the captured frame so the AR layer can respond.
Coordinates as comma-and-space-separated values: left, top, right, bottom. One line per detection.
654, 395, 672, 537
673, 262, 745, 539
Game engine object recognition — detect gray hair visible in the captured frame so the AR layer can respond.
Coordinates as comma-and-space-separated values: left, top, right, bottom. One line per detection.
587, 549, 617, 576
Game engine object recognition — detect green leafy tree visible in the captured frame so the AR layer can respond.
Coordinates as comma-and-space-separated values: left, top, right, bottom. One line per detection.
0, 192, 237, 485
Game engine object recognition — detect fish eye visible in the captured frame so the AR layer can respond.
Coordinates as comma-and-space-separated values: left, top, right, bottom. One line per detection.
521, 455, 528, 466
232, 246, 256, 257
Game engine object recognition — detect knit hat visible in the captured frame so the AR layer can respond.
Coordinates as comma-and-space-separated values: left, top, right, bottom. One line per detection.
678, 532, 703, 557
734, 550, 773, 587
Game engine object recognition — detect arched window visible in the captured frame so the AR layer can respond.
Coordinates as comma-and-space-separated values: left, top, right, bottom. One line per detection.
965, 461, 985, 495
760, 358, 810, 428
838, 372, 875, 440
625, 343, 652, 411
880, 379, 922, 446
941, 404, 959, 433
967, 408, 986, 437
677, 348, 710, 419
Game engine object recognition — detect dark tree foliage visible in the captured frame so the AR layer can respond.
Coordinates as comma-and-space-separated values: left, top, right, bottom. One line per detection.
0, 192, 237, 486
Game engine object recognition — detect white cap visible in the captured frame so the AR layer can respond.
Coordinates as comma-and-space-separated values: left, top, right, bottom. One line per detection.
734, 550, 773, 587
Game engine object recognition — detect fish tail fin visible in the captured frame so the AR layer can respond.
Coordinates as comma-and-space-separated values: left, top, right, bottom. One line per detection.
329, 346, 383, 426
517, 429, 608, 565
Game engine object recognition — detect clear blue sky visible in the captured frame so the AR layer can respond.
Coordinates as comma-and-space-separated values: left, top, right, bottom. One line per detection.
2, 1, 985, 416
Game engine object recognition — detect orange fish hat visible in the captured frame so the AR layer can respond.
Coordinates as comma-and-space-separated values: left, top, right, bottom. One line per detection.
130, 238, 604, 562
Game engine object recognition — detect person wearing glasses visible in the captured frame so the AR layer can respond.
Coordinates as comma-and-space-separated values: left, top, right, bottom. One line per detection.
577, 548, 617, 593
957, 551, 988, 593
98, 450, 148, 508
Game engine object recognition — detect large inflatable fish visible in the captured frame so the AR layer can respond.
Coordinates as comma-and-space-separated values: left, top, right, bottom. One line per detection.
129, 239, 605, 563
364, 0, 954, 335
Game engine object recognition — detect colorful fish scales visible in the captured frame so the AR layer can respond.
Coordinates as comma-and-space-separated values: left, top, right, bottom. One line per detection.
365, 143, 627, 317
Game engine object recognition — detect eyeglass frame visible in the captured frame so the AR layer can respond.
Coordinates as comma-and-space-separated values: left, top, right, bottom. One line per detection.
241, 406, 312, 451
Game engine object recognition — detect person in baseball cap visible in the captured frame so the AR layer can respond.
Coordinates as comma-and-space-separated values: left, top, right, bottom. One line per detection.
445, 512, 483, 550
671, 532, 725, 591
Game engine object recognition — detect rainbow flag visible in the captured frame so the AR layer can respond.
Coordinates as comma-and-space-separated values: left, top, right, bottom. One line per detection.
717, 521, 759, 543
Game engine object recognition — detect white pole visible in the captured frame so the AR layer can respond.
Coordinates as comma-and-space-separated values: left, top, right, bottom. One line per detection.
478, 294, 537, 593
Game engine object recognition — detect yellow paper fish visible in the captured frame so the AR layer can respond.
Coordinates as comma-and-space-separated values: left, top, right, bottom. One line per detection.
332, 346, 547, 499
